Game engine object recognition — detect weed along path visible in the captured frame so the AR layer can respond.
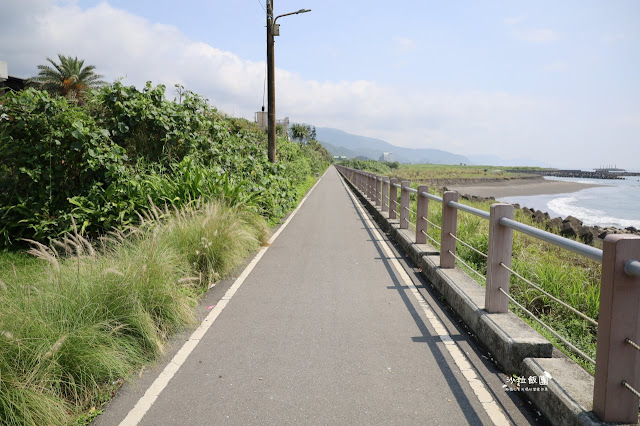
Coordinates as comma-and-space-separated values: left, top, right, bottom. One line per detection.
96, 166, 538, 425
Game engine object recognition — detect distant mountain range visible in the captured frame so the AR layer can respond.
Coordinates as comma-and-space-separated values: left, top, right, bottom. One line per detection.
315, 127, 543, 167
315, 127, 469, 165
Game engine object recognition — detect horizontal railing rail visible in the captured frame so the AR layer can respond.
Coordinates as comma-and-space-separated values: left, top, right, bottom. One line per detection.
500, 217, 603, 262
335, 164, 640, 424
448, 200, 490, 219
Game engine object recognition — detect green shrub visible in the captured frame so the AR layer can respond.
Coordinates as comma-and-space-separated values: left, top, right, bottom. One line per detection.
0, 83, 329, 247
340, 159, 390, 174
0, 88, 127, 246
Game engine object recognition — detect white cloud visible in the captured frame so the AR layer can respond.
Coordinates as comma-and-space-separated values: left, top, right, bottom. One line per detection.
504, 16, 525, 26
393, 36, 417, 54
604, 33, 625, 43
1, 1, 636, 169
517, 28, 560, 43
543, 61, 568, 72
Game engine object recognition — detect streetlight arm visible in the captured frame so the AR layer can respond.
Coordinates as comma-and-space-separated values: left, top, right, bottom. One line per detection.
274, 9, 311, 25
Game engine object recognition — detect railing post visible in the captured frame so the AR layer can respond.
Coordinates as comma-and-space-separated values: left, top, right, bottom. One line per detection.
368, 173, 373, 200
593, 235, 640, 424
416, 185, 429, 244
382, 177, 389, 212
440, 191, 459, 268
400, 181, 410, 230
485, 203, 514, 313
375, 176, 382, 207
370, 174, 375, 201
364, 172, 368, 195
389, 178, 398, 220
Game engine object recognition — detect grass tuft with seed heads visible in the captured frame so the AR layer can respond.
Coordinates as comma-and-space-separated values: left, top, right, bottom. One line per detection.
0, 200, 268, 424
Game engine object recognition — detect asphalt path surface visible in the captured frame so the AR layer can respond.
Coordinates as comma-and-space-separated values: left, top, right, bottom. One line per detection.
96, 166, 541, 425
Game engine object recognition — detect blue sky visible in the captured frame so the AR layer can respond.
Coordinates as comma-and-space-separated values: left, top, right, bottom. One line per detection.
2, 0, 639, 169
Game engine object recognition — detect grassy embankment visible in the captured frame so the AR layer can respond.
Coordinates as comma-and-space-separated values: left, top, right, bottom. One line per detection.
390, 163, 536, 182
0, 83, 332, 424
341, 160, 599, 374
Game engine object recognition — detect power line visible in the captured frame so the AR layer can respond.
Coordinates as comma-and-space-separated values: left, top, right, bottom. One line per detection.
256, 0, 266, 12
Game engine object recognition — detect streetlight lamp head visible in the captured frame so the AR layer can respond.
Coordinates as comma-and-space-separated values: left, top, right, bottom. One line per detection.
297, 9, 312, 13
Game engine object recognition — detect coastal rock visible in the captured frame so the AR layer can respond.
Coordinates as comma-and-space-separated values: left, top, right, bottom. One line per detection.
563, 215, 583, 227
598, 228, 623, 240
626, 226, 638, 233
522, 207, 532, 216
533, 210, 546, 224
560, 222, 577, 238
577, 226, 598, 244
546, 217, 563, 231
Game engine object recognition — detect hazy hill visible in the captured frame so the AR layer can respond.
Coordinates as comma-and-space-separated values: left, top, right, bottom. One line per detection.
315, 127, 470, 164
319, 141, 360, 159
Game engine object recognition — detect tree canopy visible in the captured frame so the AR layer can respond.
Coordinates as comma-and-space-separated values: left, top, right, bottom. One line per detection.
30, 54, 105, 103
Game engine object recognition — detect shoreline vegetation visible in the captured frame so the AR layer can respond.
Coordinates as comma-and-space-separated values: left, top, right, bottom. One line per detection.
337, 159, 621, 375
0, 80, 332, 424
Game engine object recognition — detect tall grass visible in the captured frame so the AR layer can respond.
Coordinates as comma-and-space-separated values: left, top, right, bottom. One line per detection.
0, 200, 268, 424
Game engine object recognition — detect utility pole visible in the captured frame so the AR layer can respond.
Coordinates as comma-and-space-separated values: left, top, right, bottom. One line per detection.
265, 4, 310, 163
266, 0, 276, 163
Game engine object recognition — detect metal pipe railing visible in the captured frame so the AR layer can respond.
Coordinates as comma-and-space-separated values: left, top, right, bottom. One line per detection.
336, 165, 640, 423
625, 259, 640, 277
500, 217, 603, 263
448, 201, 490, 219
420, 191, 443, 202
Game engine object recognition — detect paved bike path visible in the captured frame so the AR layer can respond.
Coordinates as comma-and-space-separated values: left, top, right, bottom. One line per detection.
97, 166, 535, 425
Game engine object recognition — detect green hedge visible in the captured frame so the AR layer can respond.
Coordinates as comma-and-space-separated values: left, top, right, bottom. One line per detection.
0, 83, 332, 246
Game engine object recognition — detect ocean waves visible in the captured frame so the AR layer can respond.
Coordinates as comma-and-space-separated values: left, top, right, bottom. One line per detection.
502, 176, 640, 230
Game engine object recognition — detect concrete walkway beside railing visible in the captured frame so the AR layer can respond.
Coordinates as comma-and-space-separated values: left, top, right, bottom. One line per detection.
96, 166, 538, 425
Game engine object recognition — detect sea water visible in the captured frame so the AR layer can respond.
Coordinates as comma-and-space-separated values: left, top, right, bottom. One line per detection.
500, 176, 640, 229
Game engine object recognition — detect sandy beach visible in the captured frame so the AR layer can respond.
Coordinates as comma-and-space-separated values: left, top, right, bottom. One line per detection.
448, 179, 605, 199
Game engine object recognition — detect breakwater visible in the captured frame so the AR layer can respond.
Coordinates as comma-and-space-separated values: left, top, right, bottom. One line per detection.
507, 169, 624, 180
456, 192, 640, 245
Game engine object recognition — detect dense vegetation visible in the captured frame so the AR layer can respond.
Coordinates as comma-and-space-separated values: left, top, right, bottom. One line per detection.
338, 158, 393, 175
0, 82, 332, 247
344, 160, 599, 373
0, 81, 331, 424
390, 164, 531, 181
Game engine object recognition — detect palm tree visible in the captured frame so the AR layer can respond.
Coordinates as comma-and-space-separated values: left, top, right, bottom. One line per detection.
30, 54, 105, 103
290, 123, 310, 144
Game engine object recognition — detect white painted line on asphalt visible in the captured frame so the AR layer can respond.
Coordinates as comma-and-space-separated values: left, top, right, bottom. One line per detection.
119, 168, 329, 426
340, 176, 510, 426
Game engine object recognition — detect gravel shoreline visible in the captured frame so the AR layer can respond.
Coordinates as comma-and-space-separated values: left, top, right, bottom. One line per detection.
447, 179, 605, 199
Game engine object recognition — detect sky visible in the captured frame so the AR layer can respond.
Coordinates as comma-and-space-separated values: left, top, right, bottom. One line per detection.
1, 0, 639, 169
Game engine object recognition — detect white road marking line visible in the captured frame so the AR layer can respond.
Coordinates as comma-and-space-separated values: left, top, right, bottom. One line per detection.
341, 177, 510, 426
119, 170, 328, 425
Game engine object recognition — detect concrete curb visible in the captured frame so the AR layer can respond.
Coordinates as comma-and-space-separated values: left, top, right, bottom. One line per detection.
339, 172, 614, 426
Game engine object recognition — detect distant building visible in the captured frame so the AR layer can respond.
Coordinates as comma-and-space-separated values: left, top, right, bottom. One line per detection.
379, 152, 393, 162
0, 61, 27, 96
254, 110, 267, 130
276, 116, 290, 135
254, 110, 290, 136
333, 155, 347, 161
594, 165, 625, 173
